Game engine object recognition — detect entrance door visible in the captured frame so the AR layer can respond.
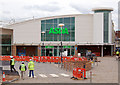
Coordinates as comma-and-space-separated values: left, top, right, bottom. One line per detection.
46, 49, 53, 56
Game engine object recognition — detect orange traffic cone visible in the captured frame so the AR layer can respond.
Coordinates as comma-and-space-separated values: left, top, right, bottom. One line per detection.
2, 72, 5, 82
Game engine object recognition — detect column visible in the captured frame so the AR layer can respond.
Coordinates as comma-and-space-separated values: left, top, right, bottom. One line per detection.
101, 45, 103, 57
111, 45, 113, 56
0, 34, 1, 56
12, 44, 16, 56
75, 44, 78, 57
38, 44, 41, 56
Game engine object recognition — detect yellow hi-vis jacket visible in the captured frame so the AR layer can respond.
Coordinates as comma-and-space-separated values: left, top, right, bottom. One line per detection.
28, 61, 34, 70
11, 59, 15, 65
116, 51, 119, 55
21, 64, 25, 71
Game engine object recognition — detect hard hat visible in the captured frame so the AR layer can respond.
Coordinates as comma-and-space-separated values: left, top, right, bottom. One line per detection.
30, 59, 32, 61
22, 61, 24, 64
10, 56, 13, 58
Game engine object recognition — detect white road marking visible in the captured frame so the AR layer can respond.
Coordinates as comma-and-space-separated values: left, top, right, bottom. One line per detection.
39, 74, 47, 78
49, 74, 59, 77
60, 73, 69, 77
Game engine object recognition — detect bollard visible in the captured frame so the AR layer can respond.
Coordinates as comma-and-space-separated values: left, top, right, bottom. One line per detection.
66, 62, 67, 71
69, 63, 71, 72
83, 71, 84, 79
97, 61, 98, 66
90, 71, 92, 83
93, 60, 95, 67
2, 72, 5, 82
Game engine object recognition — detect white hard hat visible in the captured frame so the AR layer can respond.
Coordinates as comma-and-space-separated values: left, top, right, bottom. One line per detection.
30, 59, 32, 61
10, 56, 13, 58
22, 61, 24, 63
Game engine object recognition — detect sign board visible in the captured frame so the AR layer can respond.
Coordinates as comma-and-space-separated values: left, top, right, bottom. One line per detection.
63, 46, 71, 48
45, 46, 54, 48
49, 28, 69, 34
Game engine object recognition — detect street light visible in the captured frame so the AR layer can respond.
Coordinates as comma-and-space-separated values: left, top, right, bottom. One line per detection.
41, 31, 45, 56
58, 23, 64, 68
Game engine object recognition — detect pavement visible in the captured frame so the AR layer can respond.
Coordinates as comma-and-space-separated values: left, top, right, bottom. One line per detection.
0, 56, 118, 83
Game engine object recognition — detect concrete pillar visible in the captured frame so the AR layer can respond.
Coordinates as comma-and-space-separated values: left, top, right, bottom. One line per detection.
75, 44, 78, 57
0, 34, 1, 56
12, 44, 16, 56
101, 45, 103, 57
38, 44, 41, 56
111, 45, 113, 56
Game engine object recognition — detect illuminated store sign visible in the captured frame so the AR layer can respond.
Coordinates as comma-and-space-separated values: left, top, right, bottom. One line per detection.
49, 28, 69, 34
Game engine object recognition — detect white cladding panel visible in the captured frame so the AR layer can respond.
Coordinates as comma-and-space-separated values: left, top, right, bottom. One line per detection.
75, 15, 93, 43
93, 13, 104, 43
12, 20, 41, 44
109, 13, 112, 43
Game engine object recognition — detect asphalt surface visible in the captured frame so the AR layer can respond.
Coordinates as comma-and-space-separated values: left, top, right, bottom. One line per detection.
13, 62, 90, 83
0, 57, 118, 83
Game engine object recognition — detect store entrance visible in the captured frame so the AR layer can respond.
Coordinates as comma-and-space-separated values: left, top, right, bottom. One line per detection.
46, 49, 53, 56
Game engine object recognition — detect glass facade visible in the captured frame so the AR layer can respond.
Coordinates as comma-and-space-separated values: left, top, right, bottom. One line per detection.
95, 10, 111, 43
1, 35, 11, 55
41, 17, 75, 41
41, 46, 74, 56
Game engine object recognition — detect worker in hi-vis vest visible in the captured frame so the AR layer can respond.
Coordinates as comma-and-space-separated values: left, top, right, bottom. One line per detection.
28, 59, 34, 78
116, 50, 119, 56
116, 50, 119, 60
10, 56, 16, 72
19, 61, 27, 80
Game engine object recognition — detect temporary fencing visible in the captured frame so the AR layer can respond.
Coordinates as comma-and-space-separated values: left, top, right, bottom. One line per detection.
0, 56, 88, 63
72, 68, 87, 79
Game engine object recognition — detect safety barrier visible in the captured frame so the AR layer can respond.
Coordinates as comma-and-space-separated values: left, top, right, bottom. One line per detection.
73, 68, 87, 79
0, 56, 88, 63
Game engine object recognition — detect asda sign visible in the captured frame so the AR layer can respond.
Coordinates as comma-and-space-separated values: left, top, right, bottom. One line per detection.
49, 28, 69, 34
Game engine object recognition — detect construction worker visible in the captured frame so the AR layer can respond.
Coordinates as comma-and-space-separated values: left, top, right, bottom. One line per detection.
19, 61, 27, 80
10, 56, 16, 72
116, 50, 119, 60
28, 59, 34, 78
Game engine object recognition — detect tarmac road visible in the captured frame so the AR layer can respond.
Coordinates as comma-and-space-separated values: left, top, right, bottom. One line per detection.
0, 56, 118, 83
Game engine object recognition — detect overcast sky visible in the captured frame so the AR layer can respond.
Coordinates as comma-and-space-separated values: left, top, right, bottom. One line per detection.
0, 0, 119, 30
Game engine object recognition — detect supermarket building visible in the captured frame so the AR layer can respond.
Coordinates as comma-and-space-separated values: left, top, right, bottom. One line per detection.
0, 7, 115, 57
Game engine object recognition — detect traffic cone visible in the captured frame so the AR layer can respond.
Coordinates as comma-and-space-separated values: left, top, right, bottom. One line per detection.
2, 72, 6, 82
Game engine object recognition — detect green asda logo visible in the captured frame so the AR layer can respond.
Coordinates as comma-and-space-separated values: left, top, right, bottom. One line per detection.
49, 28, 69, 34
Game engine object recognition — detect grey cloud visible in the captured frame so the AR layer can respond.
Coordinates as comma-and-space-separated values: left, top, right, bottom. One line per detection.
24, 3, 61, 12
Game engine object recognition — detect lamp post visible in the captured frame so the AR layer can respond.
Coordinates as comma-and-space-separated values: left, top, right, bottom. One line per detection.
41, 31, 45, 56
58, 23, 64, 68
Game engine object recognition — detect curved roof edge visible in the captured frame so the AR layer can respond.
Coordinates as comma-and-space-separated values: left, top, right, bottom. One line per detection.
7, 14, 93, 26
92, 7, 113, 11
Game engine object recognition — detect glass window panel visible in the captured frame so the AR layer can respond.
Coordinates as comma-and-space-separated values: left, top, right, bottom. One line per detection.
54, 34, 59, 41
46, 24, 53, 31
70, 24, 75, 30
54, 19, 57, 23
2, 46, 11, 55
2, 35, 11, 44
64, 17, 70, 23
64, 32, 70, 41
64, 24, 70, 30
54, 24, 58, 28
71, 17, 75, 23
41, 24, 45, 32
71, 32, 75, 41
54, 47, 57, 56
59, 34, 61, 41
59, 18, 63, 23
71, 47, 74, 56
46, 31, 53, 41
46, 19, 53, 23
41, 20, 46, 24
